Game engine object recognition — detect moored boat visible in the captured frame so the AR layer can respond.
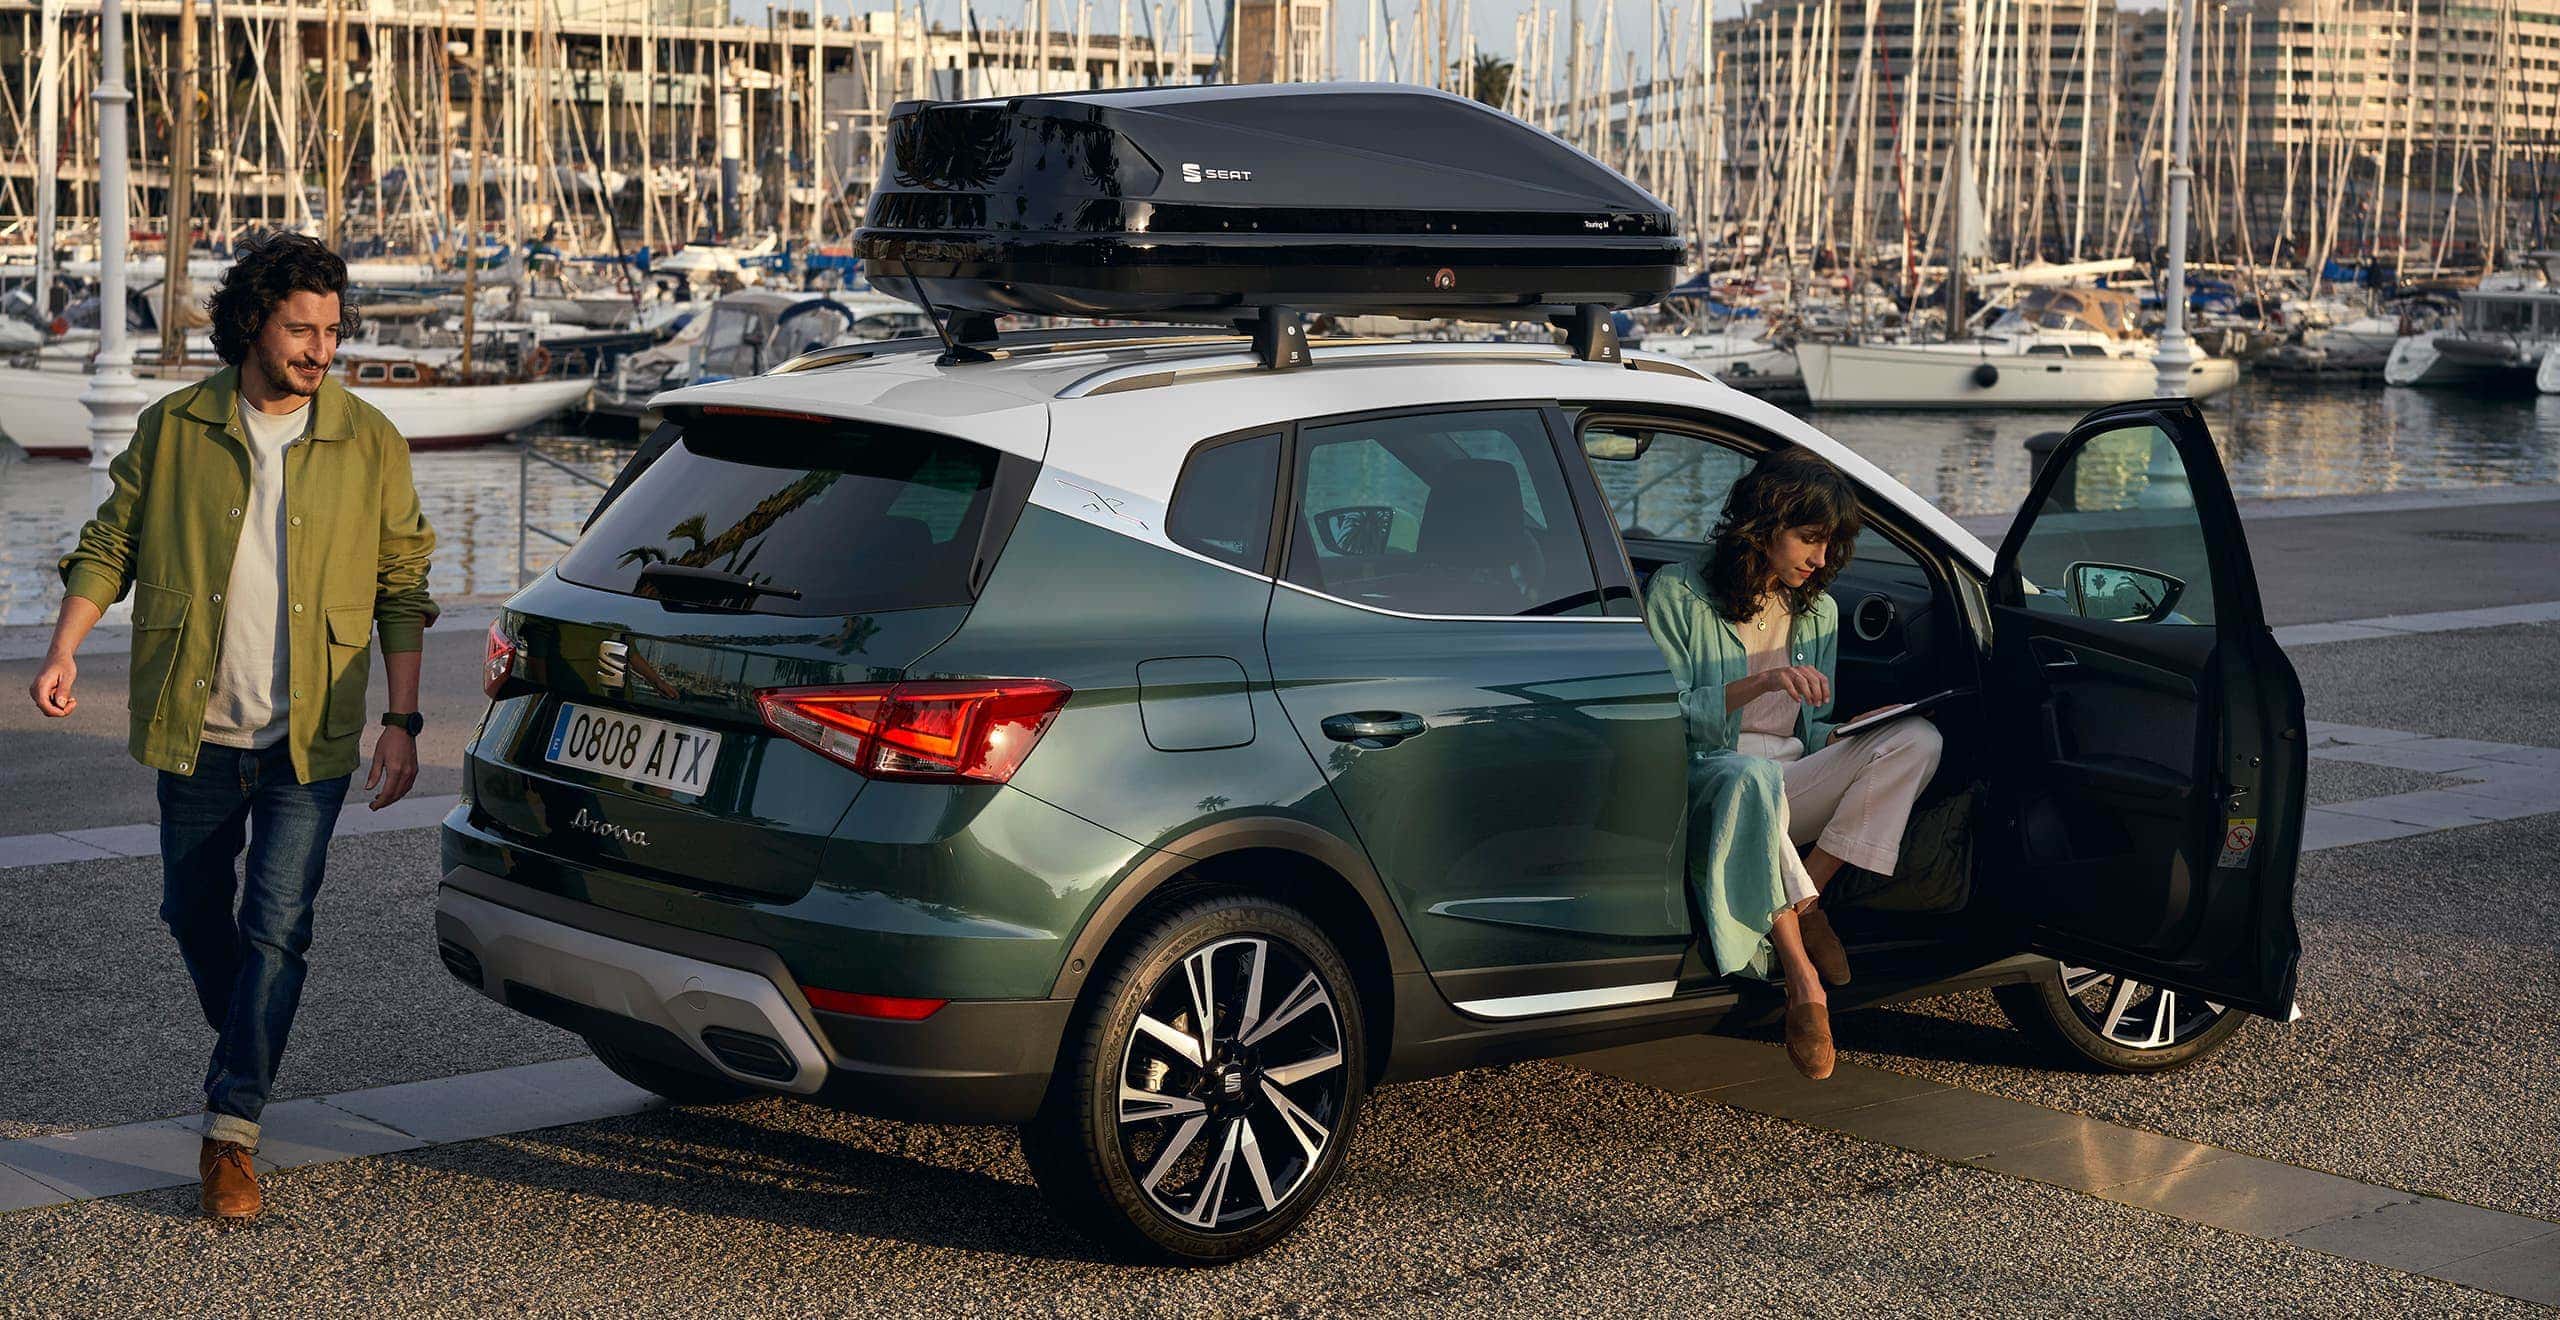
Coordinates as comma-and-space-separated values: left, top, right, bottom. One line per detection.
0, 363, 591, 458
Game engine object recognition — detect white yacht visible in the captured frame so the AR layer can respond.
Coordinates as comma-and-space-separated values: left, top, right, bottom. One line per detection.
2384, 263, 2560, 392
1794, 287, 2240, 408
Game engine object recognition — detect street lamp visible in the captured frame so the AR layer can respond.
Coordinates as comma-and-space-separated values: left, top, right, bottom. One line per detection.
79, 0, 148, 511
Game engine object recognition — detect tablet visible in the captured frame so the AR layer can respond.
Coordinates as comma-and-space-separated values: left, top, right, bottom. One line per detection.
1831, 687, 1972, 741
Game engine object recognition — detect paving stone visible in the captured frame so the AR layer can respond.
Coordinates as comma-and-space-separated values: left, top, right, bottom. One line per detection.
0, 1164, 69, 1213
2305, 743, 2495, 775
2427, 1230, 2560, 1308
2303, 723, 2429, 746
1568, 1033, 1798, 1095
326, 1059, 655, 1145
0, 1120, 203, 1199
51, 823, 163, 857
332, 794, 462, 838
243, 1099, 428, 1172
2099, 1153, 2414, 1240
1702, 1061, 1946, 1120
2469, 744, 2560, 771
2301, 808, 2430, 851
2275, 622, 2398, 647
1971, 1123, 2236, 1192
2434, 777, 2560, 812
0, 833, 119, 869
2320, 792, 2517, 830
2284, 1195, 2560, 1274
1817, 1087, 2101, 1163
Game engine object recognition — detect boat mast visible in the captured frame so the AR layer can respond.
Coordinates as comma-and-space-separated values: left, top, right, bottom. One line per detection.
2153, 0, 2197, 395
162, 0, 196, 367
1947, 0, 1970, 342
461, 0, 486, 381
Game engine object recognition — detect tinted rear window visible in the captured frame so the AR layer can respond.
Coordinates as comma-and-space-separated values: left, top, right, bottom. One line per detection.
559, 414, 1001, 616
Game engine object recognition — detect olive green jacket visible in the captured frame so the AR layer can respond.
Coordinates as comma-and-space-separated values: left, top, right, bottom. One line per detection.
58, 367, 438, 783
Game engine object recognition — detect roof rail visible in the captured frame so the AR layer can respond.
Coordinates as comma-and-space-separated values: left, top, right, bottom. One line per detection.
1057, 340, 1709, 399
765, 326, 1260, 377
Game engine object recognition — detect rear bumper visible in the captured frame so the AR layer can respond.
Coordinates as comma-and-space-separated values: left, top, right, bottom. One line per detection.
435, 865, 1072, 1124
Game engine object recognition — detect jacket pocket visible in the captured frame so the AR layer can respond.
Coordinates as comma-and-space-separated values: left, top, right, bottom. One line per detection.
323, 605, 373, 738
130, 582, 191, 727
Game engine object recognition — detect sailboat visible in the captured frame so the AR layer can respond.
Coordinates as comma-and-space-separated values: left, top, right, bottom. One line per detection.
0, 362, 592, 459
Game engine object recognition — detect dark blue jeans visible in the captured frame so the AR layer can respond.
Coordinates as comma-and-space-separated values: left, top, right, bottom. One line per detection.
157, 741, 351, 1144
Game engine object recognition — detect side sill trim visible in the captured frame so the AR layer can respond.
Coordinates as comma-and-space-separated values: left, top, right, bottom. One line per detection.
1452, 979, 1680, 1019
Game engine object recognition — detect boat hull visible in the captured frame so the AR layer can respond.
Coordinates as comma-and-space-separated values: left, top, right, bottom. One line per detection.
1794, 341, 2238, 408
0, 367, 592, 458
2385, 334, 2542, 390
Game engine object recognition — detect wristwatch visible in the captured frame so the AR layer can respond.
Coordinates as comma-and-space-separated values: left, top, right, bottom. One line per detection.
381, 711, 424, 736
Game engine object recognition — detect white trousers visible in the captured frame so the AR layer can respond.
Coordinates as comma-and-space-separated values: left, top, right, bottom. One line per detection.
1769, 717, 1944, 907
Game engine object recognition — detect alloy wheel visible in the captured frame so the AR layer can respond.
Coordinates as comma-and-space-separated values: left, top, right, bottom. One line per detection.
2055, 964, 2229, 1051
1116, 934, 1348, 1232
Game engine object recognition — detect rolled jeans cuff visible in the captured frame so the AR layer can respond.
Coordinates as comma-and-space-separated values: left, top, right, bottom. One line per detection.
204, 1112, 261, 1150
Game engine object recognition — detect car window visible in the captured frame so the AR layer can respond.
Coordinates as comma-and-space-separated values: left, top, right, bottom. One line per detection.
2011, 423, 2219, 626
1581, 423, 1751, 543
1166, 432, 1281, 571
1288, 409, 1603, 617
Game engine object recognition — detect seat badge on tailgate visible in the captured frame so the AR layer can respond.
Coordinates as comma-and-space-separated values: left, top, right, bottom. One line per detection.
596, 640, 629, 689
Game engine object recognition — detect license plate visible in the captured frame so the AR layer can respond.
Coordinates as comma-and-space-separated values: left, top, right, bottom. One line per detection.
545, 703, 722, 795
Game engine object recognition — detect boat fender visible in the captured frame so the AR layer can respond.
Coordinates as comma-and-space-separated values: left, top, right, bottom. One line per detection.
1971, 362, 2000, 388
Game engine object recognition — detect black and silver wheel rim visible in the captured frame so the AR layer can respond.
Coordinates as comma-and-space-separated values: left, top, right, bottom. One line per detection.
1117, 934, 1347, 1233
2057, 965, 2229, 1050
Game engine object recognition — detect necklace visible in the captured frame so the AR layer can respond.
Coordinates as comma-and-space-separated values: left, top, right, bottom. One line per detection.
1755, 594, 1779, 632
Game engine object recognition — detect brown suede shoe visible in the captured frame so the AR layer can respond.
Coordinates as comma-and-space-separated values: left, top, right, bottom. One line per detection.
1784, 1000, 1836, 1080
1799, 905, 1853, 987
199, 1139, 260, 1221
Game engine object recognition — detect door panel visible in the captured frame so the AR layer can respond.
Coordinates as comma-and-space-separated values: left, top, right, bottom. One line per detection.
1264, 406, 1690, 979
1988, 402, 2306, 1018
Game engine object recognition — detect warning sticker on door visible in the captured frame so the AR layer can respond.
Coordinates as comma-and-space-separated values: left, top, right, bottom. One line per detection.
2217, 818, 2258, 869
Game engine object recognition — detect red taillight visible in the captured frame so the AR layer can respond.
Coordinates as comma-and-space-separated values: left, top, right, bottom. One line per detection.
756, 679, 1071, 784
483, 620, 517, 699
802, 986, 947, 1020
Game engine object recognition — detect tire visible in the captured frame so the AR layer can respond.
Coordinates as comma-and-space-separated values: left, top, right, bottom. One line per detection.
588, 1038, 766, 1105
1022, 895, 1367, 1265
1993, 962, 2248, 1073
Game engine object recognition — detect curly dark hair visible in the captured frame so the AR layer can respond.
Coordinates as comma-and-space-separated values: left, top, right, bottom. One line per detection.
1703, 445, 1863, 623
206, 231, 360, 367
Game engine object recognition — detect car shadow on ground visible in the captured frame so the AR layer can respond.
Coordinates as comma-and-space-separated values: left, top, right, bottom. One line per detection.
369, 1101, 1111, 1262
1784, 1001, 2068, 1072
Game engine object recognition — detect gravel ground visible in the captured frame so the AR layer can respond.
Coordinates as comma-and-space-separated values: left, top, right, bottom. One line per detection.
0, 1063, 2536, 1319
0, 827, 581, 1140
2288, 622, 2560, 749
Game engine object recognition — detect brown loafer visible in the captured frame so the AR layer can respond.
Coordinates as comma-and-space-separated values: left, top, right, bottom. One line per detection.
1785, 1000, 1836, 1080
1800, 905, 1853, 987
199, 1139, 260, 1221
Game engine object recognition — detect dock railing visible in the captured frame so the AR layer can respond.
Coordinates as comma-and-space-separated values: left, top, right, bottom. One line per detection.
517, 439, 612, 587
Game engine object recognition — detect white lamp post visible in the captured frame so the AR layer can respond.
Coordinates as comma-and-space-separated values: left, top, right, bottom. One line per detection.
82, 0, 151, 509
2152, 0, 2199, 397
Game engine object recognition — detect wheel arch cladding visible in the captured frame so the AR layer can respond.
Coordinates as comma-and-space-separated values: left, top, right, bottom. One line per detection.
1053, 838, 1410, 1086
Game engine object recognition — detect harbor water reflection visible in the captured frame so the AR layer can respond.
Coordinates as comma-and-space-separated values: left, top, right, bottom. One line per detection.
3, 376, 2556, 626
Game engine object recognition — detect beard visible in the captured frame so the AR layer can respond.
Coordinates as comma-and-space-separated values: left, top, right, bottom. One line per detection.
258, 349, 326, 398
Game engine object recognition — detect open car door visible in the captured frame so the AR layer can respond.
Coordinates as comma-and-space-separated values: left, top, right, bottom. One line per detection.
1986, 399, 2307, 1019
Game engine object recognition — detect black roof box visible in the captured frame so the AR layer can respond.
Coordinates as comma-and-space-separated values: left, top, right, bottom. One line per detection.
854, 84, 1683, 325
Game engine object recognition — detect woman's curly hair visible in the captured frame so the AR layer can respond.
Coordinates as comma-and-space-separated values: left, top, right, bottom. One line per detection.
207, 231, 361, 366
1702, 445, 1863, 623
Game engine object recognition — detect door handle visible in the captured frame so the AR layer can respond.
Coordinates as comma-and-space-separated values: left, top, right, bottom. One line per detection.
2033, 639, 2080, 670
1321, 711, 1427, 746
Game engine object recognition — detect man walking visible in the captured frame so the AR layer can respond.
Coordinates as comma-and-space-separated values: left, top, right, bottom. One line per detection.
26, 232, 437, 1221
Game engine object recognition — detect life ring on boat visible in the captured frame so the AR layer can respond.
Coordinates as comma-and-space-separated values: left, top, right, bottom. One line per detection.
525, 345, 554, 376
1971, 363, 2000, 388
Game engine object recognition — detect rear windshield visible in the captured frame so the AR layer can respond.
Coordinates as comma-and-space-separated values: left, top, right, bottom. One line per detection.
559, 414, 1001, 616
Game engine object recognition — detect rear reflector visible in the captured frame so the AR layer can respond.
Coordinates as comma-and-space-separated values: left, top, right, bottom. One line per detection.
803, 987, 948, 1020
756, 679, 1071, 784
483, 619, 517, 699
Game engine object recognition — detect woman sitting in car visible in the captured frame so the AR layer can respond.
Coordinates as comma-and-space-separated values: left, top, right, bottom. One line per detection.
1644, 447, 1943, 1081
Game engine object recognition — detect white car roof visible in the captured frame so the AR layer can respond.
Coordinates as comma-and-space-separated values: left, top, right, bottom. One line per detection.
651, 338, 1996, 575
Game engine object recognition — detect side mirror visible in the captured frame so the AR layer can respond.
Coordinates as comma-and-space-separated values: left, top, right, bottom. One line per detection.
2067, 561, 2185, 624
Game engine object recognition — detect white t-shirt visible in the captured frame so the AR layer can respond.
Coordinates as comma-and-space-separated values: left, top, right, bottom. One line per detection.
199, 397, 312, 750
1736, 594, 1805, 763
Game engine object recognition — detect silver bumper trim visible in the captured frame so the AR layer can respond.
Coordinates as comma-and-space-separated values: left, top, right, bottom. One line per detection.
435, 887, 830, 1095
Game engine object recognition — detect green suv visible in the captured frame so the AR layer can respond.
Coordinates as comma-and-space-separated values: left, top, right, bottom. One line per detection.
436, 335, 2305, 1262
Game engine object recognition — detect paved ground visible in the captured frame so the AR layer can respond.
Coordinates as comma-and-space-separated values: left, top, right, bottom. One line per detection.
0, 489, 2554, 1312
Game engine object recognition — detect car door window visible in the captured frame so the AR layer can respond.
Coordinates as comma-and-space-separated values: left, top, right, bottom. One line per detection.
1581, 423, 1752, 543
1166, 432, 1281, 571
2010, 423, 2219, 626
1289, 409, 1602, 617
